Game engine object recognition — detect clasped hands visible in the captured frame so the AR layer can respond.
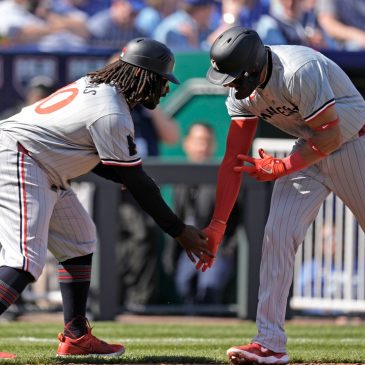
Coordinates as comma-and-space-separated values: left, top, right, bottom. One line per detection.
233, 148, 287, 181
195, 149, 287, 272
195, 149, 288, 272
195, 219, 226, 272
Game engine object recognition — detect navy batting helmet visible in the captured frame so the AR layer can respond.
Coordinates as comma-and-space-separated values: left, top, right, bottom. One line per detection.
120, 38, 180, 84
206, 26, 267, 87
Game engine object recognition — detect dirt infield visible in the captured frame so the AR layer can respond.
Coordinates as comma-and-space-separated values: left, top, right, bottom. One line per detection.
17, 311, 364, 326
17, 312, 246, 324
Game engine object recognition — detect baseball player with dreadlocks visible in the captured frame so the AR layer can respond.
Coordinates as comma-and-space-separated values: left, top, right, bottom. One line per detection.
196, 26, 365, 364
0, 38, 211, 359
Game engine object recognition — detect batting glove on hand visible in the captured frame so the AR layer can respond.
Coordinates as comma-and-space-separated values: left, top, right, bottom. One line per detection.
234, 148, 287, 181
195, 219, 226, 272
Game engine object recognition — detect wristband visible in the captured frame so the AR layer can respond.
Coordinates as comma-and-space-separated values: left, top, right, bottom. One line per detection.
312, 118, 339, 132
210, 218, 227, 234
282, 150, 309, 174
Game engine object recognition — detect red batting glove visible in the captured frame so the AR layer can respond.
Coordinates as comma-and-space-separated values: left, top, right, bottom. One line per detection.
233, 148, 287, 181
195, 219, 226, 272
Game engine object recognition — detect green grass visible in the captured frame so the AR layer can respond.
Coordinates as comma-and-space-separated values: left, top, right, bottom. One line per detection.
0, 320, 365, 364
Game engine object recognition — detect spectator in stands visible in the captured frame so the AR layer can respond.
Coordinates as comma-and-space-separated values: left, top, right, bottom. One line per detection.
131, 105, 180, 156
153, 0, 216, 52
163, 123, 241, 306
0, 0, 90, 51
53, 0, 112, 17
212, 0, 270, 29
238, 0, 270, 28
255, 0, 328, 48
35, 0, 90, 52
135, 0, 178, 38
296, 221, 359, 321
118, 105, 181, 311
299, 222, 340, 299
316, 0, 365, 51
0, 75, 56, 120
207, 0, 270, 48
0, 0, 52, 49
87, 0, 145, 50
301, 0, 325, 42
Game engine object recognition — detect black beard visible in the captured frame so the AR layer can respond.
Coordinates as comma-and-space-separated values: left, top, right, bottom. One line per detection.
234, 82, 257, 100
233, 73, 261, 100
235, 87, 255, 100
139, 80, 169, 109
141, 87, 168, 109
141, 96, 160, 110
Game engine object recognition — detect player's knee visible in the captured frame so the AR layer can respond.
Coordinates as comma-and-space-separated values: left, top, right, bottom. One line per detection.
264, 217, 307, 251
80, 220, 97, 243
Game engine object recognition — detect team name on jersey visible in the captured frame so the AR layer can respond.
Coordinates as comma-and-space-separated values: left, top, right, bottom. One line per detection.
259, 104, 299, 120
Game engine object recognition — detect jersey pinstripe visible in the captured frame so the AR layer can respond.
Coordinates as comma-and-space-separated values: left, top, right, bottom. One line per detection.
0, 77, 141, 188
0, 130, 97, 279
226, 45, 365, 142
224, 46, 365, 354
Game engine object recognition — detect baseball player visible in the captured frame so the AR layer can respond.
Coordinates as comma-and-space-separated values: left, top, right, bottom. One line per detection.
197, 26, 365, 364
0, 38, 211, 359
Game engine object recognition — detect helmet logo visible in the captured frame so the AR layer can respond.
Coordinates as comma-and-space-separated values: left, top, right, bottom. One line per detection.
211, 59, 220, 71
120, 47, 127, 58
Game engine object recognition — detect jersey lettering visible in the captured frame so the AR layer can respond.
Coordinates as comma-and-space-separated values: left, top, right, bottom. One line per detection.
260, 105, 298, 120
35, 83, 79, 114
83, 84, 99, 95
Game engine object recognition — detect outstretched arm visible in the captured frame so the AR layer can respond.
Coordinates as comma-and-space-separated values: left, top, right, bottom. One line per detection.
196, 117, 258, 271
92, 163, 211, 263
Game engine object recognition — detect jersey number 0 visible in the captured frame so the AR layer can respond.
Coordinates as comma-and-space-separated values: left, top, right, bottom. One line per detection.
35, 83, 78, 114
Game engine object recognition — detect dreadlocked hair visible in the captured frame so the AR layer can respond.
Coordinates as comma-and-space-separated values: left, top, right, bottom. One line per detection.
87, 59, 164, 106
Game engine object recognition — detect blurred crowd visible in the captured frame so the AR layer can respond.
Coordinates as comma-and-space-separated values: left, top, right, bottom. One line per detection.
1, 0, 365, 53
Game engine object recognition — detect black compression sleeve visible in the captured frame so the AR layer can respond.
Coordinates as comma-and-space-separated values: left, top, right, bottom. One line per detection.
91, 163, 123, 183
111, 165, 185, 238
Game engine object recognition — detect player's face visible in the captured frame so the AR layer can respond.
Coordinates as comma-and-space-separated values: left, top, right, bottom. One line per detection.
225, 72, 257, 100
160, 78, 170, 98
142, 78, 170, 109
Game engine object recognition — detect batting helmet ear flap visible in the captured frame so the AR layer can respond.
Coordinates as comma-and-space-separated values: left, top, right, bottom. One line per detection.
120, 38, 180, 84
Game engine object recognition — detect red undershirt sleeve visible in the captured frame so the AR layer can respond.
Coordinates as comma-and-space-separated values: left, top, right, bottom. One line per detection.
212, 118, 258, 223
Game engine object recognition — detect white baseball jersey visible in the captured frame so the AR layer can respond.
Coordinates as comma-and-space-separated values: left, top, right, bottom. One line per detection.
226, 45, 365, 142
0, 76, 142, 189
0, 77, 141, 279
224, 46, 365, 353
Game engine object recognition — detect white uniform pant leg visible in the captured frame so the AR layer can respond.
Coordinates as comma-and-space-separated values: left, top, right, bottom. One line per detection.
0, 137, 57, 280
47, 188, 97, 263
323, 136, 365, 230
253, 168, 330, 353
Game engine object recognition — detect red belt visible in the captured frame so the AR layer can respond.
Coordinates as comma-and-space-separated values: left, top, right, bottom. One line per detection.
359, 125, 365, 137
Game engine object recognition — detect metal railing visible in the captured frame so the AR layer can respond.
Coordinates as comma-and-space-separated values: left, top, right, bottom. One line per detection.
71, 160, 270, 320
252, 138, 365, 315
